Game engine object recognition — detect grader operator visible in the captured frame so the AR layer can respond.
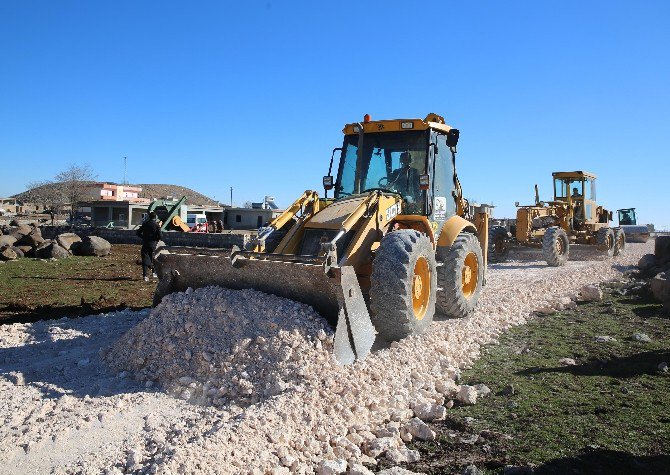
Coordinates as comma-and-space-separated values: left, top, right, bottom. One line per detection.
154, 113, 488, 364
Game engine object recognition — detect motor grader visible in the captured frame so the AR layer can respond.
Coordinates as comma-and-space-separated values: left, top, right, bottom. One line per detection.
154, 113, 488, 364
488, 171, 625, 266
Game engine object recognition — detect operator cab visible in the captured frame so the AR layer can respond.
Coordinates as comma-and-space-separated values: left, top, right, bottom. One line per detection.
618, 208, 637, 225
552, 171, 598, 227
323, 113, 461, 234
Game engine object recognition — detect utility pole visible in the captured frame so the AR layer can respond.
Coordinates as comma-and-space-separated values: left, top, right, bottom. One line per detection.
230, 187, 233, 206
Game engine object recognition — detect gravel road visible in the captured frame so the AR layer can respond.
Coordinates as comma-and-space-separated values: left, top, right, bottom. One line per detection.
0, 242, 652, 474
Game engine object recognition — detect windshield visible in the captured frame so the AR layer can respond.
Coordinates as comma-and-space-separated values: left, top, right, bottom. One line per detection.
335, 131, 427, 207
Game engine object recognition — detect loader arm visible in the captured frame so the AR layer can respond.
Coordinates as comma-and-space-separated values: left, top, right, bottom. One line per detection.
254, 190, 321, 252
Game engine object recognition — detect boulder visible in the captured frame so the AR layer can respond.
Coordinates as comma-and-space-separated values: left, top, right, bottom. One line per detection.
413, 401, 447, 421
638, 254, 658, 276
35, 241, 70, 259
580, 284, 603, 302
456, 385, 478, 405
9, 246, 24, 258
15, 232, 45, 248
0, 235, 17, 248
0, 246, 18, 261
655, 236, 670, 265
56, 233, 82, 251
10, 224, 32, 239
76, 236, 111, 257
651, 271, 670, 309
16, 245, 34, 257
404, 417, 436, 441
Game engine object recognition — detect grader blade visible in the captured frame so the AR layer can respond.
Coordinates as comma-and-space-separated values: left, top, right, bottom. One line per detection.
153, 247, 376, 364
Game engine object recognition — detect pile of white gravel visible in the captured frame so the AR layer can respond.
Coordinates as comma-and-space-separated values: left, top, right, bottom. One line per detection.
104, 288, 336, 407
0, 242, 653, 474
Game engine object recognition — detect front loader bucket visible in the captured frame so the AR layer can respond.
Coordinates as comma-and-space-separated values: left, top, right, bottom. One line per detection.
153, 247, 376, 364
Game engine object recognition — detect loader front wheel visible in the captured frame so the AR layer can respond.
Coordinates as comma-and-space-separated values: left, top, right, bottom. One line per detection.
370, 229, 437, 342
614, 228, 626, 256
542, 227, 569, 266
596, 227, 615, 257
436, 233, 484, 319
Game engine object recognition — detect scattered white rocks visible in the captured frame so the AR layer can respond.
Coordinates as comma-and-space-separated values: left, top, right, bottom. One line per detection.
474, 383, 491, 398
105, 288, 335, 407
317, 459, 347, 475
412, 401, 446, 421
456, 385, 478, 405
348, 464, 375, 475
404, 417, 436, 441
658, 362, 669, 373
595, 335, 617, 343
559, 358, 577, 366
377, 468, 424, 475
632, 333, 652, 343
0, 242, 651, 473
579, 284, 603, 302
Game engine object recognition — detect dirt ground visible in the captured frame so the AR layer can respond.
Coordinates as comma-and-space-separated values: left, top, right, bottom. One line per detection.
0, 244, 154, 324
0, 241, 658, 474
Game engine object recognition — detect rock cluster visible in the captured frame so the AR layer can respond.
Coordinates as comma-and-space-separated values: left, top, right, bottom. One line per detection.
635, 236, 670, 309
0, 225, 110, 260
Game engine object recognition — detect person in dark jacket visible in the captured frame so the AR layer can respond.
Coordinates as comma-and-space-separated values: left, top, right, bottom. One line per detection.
136, 212, 162, 281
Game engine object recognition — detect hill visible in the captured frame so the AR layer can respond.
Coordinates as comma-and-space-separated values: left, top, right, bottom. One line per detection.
13, 182, 218, 206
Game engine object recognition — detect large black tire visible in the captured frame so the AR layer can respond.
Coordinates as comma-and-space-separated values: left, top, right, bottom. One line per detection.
436, 233, 484, 318
487, 225, 511, 263
369, 229, 437, 342
542, 227, 569, 266
614, 228, 626, 256
596, 227, 615, 257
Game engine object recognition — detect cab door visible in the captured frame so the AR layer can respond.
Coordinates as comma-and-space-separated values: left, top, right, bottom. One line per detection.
429, 130, 457, 237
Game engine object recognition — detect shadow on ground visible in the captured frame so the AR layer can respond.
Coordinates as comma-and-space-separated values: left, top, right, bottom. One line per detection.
517, 349, 670, 378
535, 448, 670, 474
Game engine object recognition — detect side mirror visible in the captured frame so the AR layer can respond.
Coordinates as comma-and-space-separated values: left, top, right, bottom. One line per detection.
419, 174, 430, 190
514, 201, 520, 207
323, 176, 334, 190
446, 129, 460, 148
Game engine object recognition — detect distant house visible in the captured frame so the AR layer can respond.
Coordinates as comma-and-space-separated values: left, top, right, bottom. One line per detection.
85, 183, 149, 203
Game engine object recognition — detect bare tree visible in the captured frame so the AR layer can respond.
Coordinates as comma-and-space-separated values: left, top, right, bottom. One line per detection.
54, 164, 97, 219
23, 164, 97, 219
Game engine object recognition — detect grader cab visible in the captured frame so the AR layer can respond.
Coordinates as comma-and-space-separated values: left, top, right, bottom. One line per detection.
488, 171, 625, 266
154, 113, 489, 364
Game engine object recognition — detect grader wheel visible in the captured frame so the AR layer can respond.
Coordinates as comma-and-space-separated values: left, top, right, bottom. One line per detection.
542, 227, 570, 267
487, 225, 511, 263
613, 228, 626, 256
596, 227, 616, 257
369, 229, 437, 342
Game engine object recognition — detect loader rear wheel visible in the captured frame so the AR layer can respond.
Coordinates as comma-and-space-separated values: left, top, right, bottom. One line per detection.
596, 227, 615, 257
370, 229, 437, 342
436, 233, 484, 318
542, 227, 569, 266
488, 226, 511, 263
614, 228, 626, 256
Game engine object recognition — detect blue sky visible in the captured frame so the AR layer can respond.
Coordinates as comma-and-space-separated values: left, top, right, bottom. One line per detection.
1, 1, 668, 226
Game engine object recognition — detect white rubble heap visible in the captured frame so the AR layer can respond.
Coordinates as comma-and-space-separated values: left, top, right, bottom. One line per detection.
0, 242, 652, 474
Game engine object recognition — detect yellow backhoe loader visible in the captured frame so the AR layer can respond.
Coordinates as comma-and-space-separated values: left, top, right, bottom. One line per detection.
154, 114, 488, 364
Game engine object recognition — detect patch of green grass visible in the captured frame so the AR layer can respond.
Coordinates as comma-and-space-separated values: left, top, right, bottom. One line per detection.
0, 244, 153, 322
406, 284, 670, 474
